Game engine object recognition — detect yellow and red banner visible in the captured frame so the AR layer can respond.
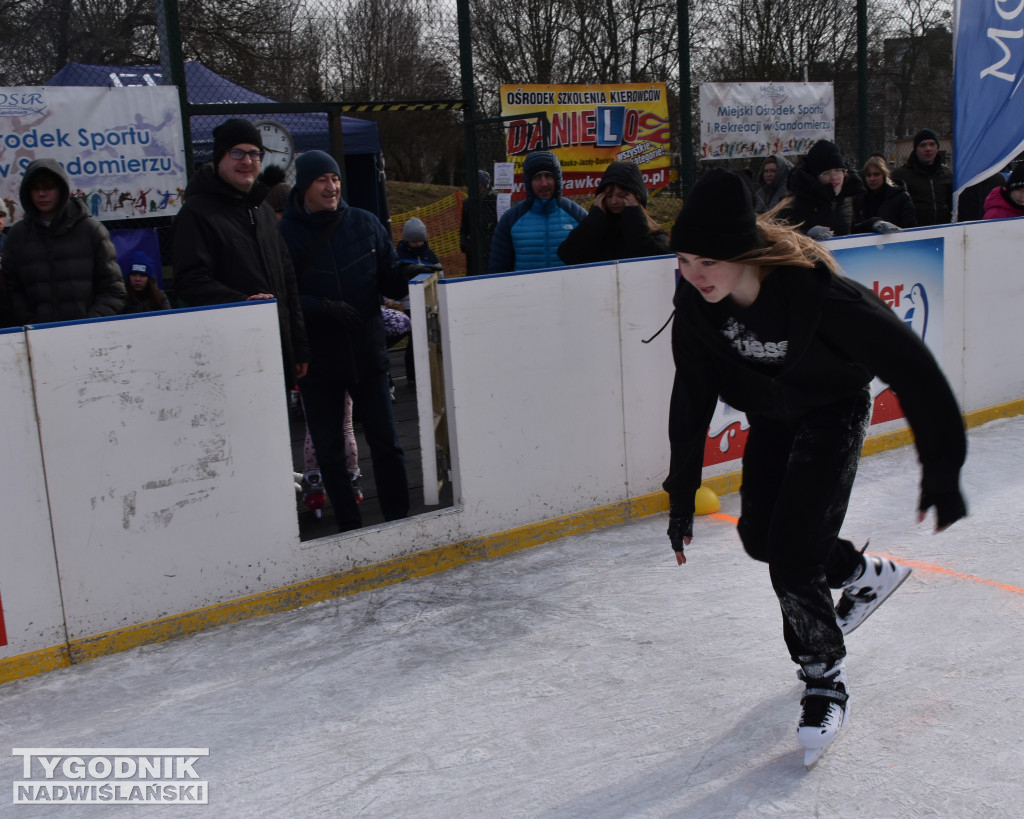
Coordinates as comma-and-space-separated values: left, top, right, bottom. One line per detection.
499, 83, 671, 198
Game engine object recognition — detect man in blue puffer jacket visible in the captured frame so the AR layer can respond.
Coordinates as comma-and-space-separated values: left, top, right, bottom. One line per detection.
489, 151, 587, 273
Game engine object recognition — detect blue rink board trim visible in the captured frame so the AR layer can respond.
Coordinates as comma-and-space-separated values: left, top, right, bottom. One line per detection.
449, 253, 675, 282
22, 299, 278, 331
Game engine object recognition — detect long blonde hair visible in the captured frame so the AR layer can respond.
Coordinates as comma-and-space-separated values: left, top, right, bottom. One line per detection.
726, 200, 842, 275
861, 155, 892, 185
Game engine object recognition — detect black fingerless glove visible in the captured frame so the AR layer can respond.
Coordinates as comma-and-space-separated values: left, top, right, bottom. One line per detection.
918, 488, 967, 529
667, 513, 692, 555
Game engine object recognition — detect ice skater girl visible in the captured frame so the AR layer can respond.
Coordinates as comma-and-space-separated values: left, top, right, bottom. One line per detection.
662, 168, 967, 763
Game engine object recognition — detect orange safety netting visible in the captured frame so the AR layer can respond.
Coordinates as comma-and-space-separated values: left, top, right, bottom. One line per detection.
391, 191, 467, 277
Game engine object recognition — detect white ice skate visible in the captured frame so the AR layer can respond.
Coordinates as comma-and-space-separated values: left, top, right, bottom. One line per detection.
796, 660, 849, 768
836, 554, 912, 635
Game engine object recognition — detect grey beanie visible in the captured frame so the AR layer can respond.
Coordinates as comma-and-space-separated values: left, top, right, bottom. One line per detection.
403, 217, 428, 243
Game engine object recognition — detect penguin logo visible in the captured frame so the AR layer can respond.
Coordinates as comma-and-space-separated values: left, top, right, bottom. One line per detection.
901, 282, 928, 340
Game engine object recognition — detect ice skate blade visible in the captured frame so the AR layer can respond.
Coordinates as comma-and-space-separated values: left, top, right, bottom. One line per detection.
804, 746, 827, 768
840, 563, 913, 636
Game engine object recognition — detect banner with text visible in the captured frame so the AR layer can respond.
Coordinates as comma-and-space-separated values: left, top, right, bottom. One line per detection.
0, 86, 187, 224
499, 83, 671, 198
952, 0, 1024, 198
700, 82, 834, 161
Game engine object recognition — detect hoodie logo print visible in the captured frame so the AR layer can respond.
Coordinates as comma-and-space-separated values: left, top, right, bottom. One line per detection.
720, 317, 788, 363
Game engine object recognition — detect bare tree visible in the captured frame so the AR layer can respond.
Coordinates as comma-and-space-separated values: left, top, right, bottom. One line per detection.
324, 0, 461, 181
0, 0, 157, 83
874, 0, 953, 141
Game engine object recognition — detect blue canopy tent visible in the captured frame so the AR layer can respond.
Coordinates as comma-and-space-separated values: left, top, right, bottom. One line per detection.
46, 61, 388, 219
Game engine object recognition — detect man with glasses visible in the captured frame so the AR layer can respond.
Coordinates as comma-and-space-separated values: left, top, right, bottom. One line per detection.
779, 139, 864, 240
173, 118, 308, 388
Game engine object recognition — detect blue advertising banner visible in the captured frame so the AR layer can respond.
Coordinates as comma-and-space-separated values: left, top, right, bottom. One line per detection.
953, 0, 1024, 199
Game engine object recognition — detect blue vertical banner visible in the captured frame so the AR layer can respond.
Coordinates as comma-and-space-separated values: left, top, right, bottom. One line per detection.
954, 0, 1024, 199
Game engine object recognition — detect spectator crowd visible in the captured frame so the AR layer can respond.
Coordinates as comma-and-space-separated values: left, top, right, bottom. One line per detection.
1, 119, 1019, 534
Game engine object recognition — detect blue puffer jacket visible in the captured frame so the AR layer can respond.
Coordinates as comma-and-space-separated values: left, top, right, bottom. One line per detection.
489, 151, 587, 273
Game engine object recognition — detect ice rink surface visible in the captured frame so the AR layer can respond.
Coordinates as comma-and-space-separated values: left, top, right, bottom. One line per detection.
3, 416, 1023, 818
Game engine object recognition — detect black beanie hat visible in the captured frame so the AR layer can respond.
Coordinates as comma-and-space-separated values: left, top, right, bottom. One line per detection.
804, 140, 846, 177
212, 118, 263, 163
1007, 164, 1024, 191
913, 128, 940, 149
670, 168, 762, 260
597, 161, 648, 206
295, 150, 342, 199
523, 151, 561, 194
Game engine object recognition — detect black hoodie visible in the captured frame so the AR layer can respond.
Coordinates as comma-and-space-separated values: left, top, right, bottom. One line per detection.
663, 263, 966, 520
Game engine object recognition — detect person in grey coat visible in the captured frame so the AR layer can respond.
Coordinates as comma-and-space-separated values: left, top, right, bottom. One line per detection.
752, 154, 793, 214
1, 158, 124, 326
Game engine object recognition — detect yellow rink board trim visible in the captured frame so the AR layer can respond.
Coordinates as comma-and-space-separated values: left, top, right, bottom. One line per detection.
2, 398, 1021, 685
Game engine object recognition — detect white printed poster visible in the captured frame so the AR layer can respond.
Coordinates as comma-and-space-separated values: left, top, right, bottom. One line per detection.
700, 82, 834, 161
0, 86, 187, 224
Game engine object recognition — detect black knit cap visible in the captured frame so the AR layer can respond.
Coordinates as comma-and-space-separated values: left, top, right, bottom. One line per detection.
212, 118, 263, 163
295, 150, 342, 199
597, 161, 648, 206
1007, 164, 1024, 191
803, 140, 846, 177
913, 128, 940, 149
670, 168, 762, 260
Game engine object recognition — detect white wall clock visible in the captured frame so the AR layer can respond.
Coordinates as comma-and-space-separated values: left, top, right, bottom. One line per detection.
254, 120, 295, 173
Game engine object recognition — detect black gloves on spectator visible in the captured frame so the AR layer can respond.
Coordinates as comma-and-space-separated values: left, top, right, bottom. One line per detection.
323, 299, 363, 330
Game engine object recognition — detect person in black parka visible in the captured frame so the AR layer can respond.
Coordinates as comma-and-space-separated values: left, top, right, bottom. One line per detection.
172, 118, 308, 389
779, 140, 864, 241
2, 158, 125, 326
558, 160, 670, 265
664, 168, 967, 763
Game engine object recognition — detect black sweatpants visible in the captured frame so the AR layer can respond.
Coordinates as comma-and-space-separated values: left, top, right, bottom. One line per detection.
737, 387, 872, 666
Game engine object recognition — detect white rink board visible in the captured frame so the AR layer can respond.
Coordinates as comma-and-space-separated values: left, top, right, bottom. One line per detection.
613, 256, 678, 495
440, 264, 628, 530
25, 304, 299, 639
4, 217, 1024, 664
959, 218, 1024, 410
0, 330, 67, 659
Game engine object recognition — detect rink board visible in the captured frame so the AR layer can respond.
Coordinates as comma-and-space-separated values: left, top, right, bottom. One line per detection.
440, 262, 628, 532
24, 303, 299, 641
0, 329, 68, 664
3, 218, 1024, 681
